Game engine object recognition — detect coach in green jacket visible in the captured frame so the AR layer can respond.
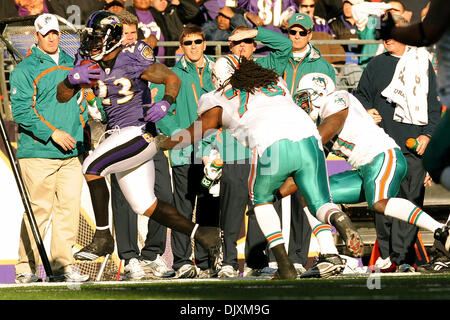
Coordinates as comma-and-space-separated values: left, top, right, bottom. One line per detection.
10, 14, 90, 283
283, 13, 336, 96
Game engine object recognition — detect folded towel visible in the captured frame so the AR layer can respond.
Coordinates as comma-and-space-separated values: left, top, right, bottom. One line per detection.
382, 46, 430, 125
352, 2, 392, 31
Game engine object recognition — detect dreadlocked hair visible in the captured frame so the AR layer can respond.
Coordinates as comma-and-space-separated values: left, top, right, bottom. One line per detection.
229, 57, 279, 94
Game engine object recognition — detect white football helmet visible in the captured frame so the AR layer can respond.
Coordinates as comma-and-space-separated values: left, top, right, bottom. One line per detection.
294, 73, 335, 120
211, 54, 240, 89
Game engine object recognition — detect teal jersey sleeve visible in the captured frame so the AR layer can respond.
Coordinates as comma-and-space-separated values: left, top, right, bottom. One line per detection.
254, 27, 293, 76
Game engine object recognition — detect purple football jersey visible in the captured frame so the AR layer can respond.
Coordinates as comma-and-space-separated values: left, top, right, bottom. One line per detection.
237, 0, 298, 33
93, 41, 155, 129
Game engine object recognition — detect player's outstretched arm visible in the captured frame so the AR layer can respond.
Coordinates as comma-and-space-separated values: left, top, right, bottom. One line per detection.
141, 62, 181, 102
317, 109, 348, 145
159, 106, 223, 151
382, 0, 449, 46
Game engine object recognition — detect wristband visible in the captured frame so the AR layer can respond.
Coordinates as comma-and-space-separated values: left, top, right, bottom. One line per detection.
63, 77, 80, 90
162, 94, 175, 105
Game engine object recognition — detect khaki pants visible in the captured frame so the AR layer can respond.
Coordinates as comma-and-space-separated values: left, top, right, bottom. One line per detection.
15, 156, 83, 275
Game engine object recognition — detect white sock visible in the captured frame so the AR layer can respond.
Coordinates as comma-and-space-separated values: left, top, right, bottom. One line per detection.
384, 198, 444, 232
315, 202, 342, 225
304, 207, 339, 255
254, 204, 284, 249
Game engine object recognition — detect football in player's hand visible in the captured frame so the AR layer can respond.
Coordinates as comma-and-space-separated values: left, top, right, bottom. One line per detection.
80, 60, 100, 88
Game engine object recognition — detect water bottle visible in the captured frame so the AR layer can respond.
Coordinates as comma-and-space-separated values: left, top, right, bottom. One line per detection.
405, 138, 419, 151
87, 92, 96, 105
86, 92, 102, 122
201, 158, 223, 189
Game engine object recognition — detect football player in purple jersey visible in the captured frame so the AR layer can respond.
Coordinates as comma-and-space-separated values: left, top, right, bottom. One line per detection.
56, 10, 222, 269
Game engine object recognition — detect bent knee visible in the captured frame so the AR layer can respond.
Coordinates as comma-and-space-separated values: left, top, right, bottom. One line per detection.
130, 197, 157, 215
371, 199, 389, 214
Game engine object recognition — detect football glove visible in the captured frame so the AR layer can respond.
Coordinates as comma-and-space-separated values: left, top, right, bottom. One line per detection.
68, 62, 101, 86
143, 100, 170, 122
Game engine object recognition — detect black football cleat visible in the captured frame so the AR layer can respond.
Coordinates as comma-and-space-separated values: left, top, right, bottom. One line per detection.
434, 224, 450, 253
270, 265, 297, 280
417, 250, 450, 274
301, 254, 346, 278
330, 211, 364, 258
74, 229, 114, 261
195, 226, 223, 273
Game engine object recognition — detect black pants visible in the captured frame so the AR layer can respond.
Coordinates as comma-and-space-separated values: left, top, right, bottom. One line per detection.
374, 152, 424, 265
170, 163, 220, 270
219, 163, 253, 270
111, 150, 174, 263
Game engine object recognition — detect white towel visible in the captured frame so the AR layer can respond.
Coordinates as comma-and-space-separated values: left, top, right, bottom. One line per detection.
352, 2, 392, 31
381, 46, 430, 125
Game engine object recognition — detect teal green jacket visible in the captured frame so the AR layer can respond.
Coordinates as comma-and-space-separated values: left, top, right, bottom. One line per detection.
283, 44, 337, 96
254, 26, 293, 74
154, 55, 217, 166
10, 46, 90, 159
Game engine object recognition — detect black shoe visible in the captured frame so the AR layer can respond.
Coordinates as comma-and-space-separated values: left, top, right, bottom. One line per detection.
301, 254, 346, 278
417, 250, 450, 274
270, 268, 297, 280
74, 229, 114, 261
269, 243, 297, 280
195, 226, 222, 273
434, 225, 450, 253
330, 211, 364, 258
270, 262, 297, 280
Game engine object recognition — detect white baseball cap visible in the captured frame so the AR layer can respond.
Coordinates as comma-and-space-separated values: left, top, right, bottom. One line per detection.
34, 14, 59, 35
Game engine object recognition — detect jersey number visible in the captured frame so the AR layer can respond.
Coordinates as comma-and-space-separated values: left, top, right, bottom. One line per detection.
257, 0, 283, 26
97, 78, 134, 105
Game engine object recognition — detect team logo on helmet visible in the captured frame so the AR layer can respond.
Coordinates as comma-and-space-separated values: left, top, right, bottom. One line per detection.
311, 76, 327, 90
100, 15, 121, 27
294, 72, 335, 121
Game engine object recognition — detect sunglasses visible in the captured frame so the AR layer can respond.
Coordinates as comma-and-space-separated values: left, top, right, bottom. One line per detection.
288, 29, 310, 37
182, 39, 204, 46
217, 12, 231, 19
231, 38, 254, 45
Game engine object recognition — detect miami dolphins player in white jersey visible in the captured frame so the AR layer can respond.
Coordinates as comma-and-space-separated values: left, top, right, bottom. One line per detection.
157, 55, 363, 280
280, 73, 450, 274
